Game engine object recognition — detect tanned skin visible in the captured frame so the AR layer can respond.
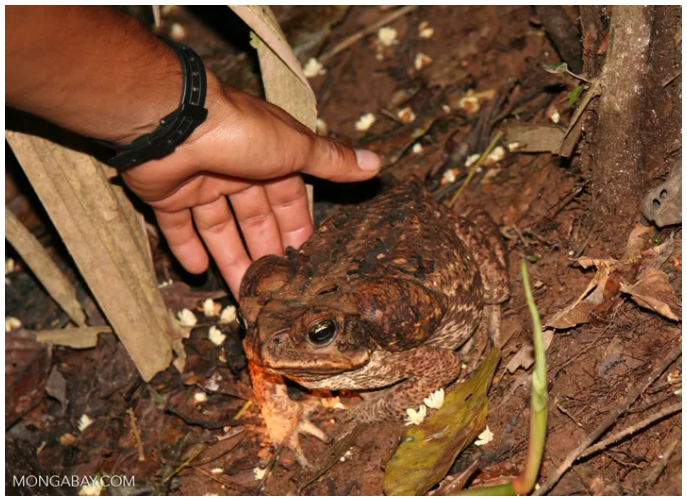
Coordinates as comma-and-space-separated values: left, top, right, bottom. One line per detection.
6, 6, 381, 296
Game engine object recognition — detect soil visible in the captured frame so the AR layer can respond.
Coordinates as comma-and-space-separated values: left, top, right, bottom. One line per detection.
5, 6, 682, 496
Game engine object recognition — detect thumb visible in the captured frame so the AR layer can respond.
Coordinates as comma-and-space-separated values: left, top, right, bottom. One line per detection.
301, 134, 381, 182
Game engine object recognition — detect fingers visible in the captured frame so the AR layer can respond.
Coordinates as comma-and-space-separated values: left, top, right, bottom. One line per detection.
155, 208, 209, 274
200, 90, 382, 183
192, 197, 252, 297
263, 175, 314, 250
271, 112, 381, 182
229, 185, 284, 260
258, 98, 382, 181
301, 136, 381, 182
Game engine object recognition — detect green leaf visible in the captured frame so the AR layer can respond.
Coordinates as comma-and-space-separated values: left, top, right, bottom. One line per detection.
568, 85, 585, 108
543, 62, 569, 74
383, 349, 501, 496
249, 31, 262, 49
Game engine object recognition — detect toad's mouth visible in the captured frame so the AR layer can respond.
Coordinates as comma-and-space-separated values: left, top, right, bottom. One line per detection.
272, 365, 349, 376
261, 358, 369, 376
258, 351, 372, 376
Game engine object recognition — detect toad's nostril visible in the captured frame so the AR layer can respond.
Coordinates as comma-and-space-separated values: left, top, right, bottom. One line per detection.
270, 332, 289, 349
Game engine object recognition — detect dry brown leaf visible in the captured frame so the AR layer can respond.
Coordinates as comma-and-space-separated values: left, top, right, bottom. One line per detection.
620, 268, 682, 321
36, 326, 111, 349
623, 223, 655, 259
640, 160, 682, 227
7, 131, 181, 382
548, 236, 680, 330
5, 210, 87, 326
504, 122, 566, 153
545, 259, 618, 329
506, 329, 554, 373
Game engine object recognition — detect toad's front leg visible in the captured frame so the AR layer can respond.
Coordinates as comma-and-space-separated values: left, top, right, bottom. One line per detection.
353, 347, 464, 423
249, 362, 331, 467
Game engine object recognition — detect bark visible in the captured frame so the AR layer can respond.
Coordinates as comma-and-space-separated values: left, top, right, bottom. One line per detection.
581, 6, 682, 243
582, 6, 653, 239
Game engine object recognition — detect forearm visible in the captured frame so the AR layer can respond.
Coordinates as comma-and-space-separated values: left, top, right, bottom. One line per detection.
6, 6, 184, 144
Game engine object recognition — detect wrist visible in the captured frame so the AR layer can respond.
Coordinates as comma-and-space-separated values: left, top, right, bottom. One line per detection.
106, 39, 184, 146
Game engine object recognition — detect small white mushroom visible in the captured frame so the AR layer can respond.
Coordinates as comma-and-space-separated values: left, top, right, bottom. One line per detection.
177, 308, 197, 327
423, 388, 445, 409
219, 305, 237, 324
5, 317, 21, 333
208, 326, 226, 346
355, 113, 377, 132
475, 425, 494, 446
414, 53, 433, 71
378, 26, 398, 47
404, 405, 427, 426
78, 414, 93, 432
303, 58, 326, 78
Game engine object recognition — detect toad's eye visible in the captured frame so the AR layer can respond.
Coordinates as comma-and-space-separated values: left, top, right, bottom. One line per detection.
307, 319, 338, 346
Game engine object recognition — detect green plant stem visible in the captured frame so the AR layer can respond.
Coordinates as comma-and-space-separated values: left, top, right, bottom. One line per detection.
512, 261, 548, 495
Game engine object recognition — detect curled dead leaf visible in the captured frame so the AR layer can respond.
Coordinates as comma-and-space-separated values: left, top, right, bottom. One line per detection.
506, 329, 554, 373
620, 268, 681, 321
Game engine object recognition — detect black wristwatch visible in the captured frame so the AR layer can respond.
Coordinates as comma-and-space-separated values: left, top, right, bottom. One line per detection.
99, 40, 208, 170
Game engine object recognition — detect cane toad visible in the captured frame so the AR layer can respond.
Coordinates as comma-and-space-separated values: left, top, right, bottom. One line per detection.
240, 178, 509, 464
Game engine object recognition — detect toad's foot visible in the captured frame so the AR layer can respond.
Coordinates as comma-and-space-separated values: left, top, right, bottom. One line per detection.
260, 397, 331, 467
249, 363, 331, 467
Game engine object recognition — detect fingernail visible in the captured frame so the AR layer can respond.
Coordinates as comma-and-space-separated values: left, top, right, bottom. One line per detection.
355, 149, 381, 172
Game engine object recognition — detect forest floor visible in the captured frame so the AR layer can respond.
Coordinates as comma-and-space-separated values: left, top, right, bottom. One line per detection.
5, 6, 681, 496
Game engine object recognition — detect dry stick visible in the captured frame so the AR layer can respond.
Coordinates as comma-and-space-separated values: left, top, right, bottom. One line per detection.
5, 210, 87, 326
163, 446, 205, 483
579, 402, 681, 460
127, 408, 146, 462
535, 345, 682, 495
319, 6, 418, 64
192, 466, 254, 495
447, 131, 503, 209
636, 438, 679, 493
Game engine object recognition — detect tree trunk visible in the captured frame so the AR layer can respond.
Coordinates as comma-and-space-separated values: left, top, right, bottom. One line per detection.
581, 6, 682, 249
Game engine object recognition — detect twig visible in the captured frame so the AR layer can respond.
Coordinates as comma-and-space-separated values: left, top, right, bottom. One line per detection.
556, 402, 588, 431
447, 131, 503, 208
635, 438, 679, 493
165, 431, 244, 468
319, 6, 418, 64
163, 446, 205, 483
295, 424, 370, 494
127, 408, 146, 462
164, 405, 244, 429
193, 466, 254, 494
579, 403, 681, 459
380, 108, 405, 124
233, 400, 253, 420
534, 345, 681, 495
432, 459, 480, 495
151, 6, 161, 28
662, 71, 681, 87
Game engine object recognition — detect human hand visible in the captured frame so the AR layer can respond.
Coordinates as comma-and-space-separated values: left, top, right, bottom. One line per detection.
122, 73, 381, 297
